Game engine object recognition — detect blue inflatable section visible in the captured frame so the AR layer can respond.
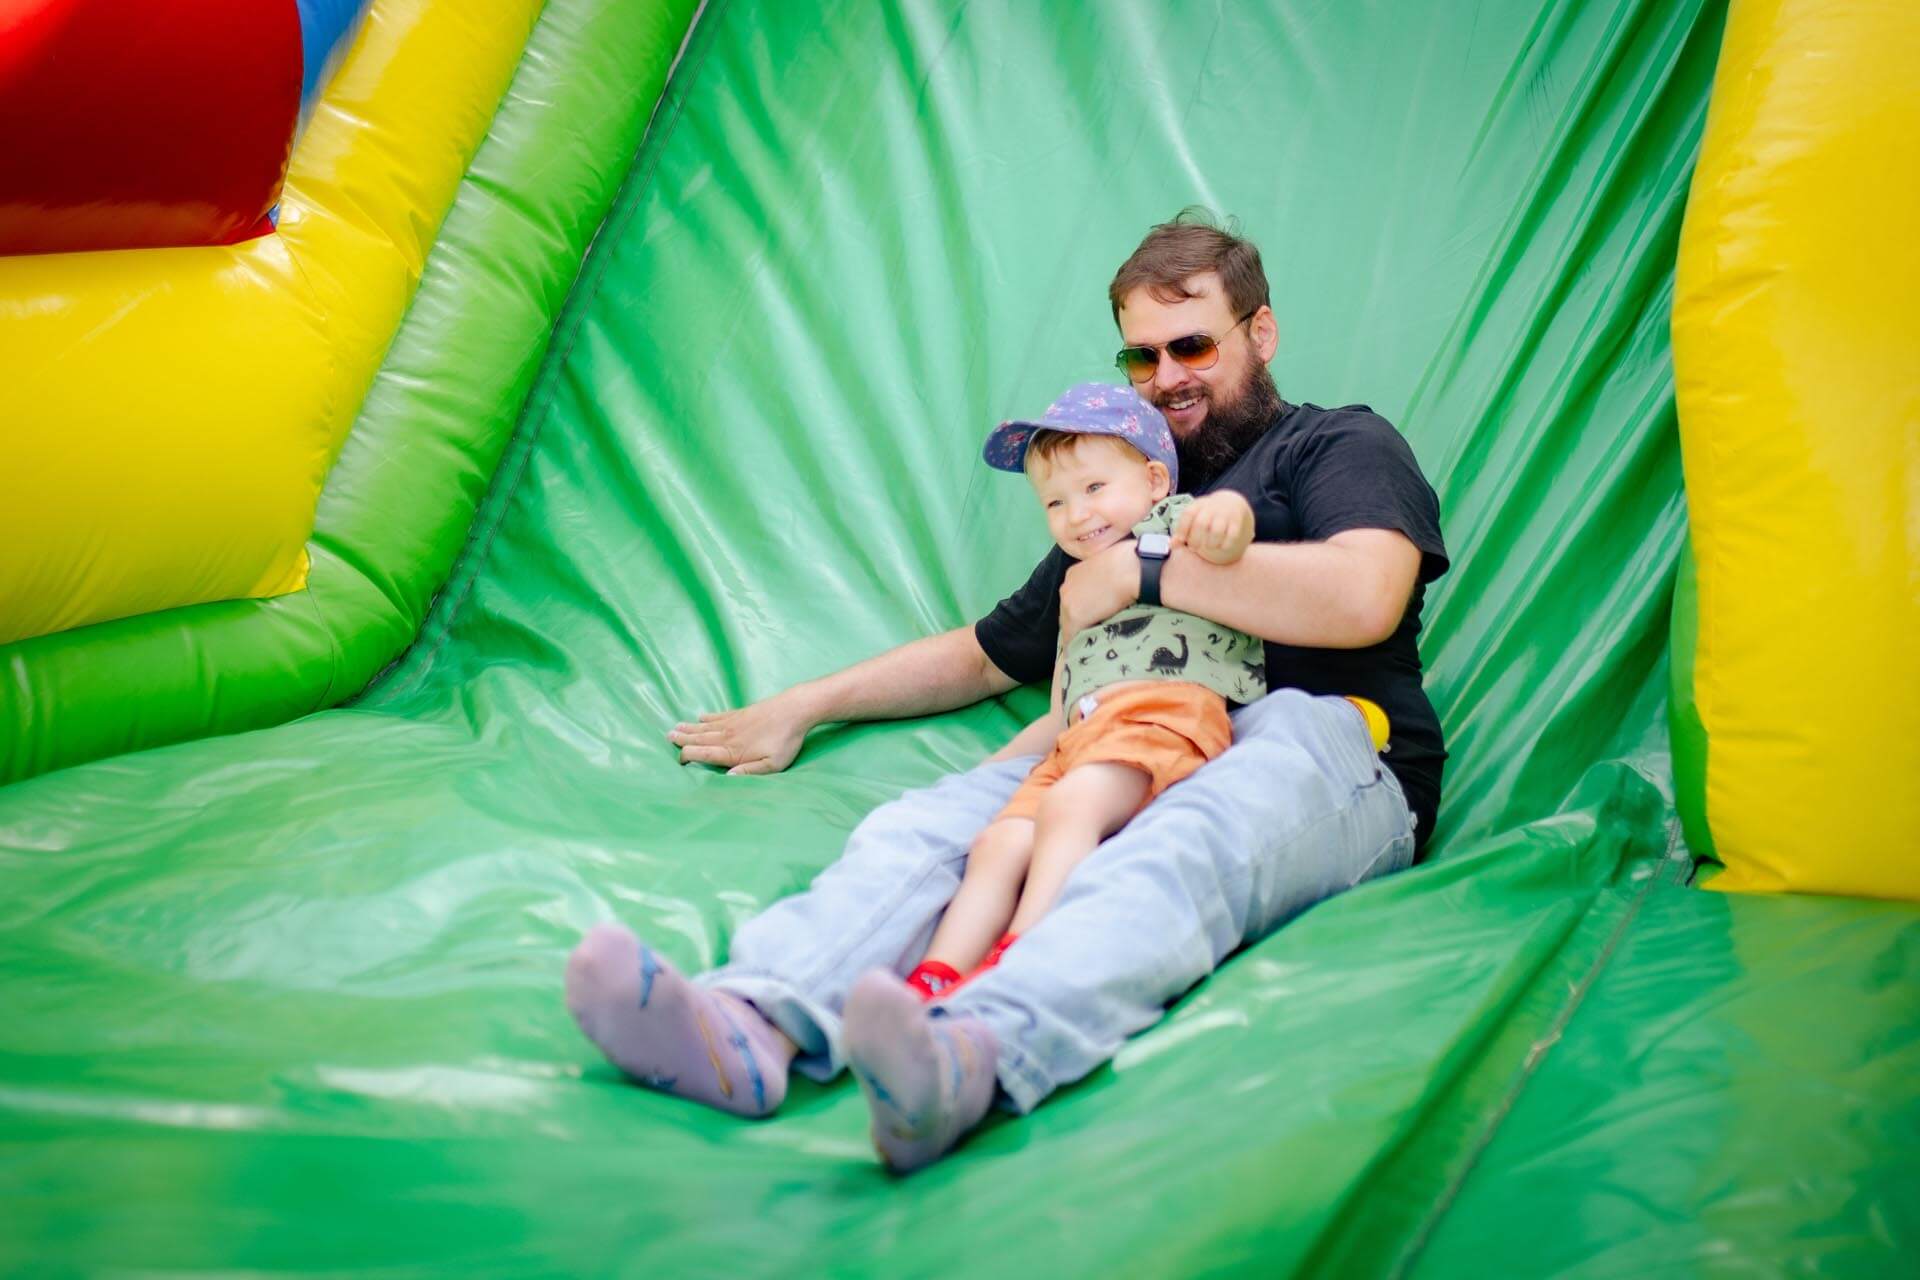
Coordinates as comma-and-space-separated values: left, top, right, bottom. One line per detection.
295, 0, 371, 127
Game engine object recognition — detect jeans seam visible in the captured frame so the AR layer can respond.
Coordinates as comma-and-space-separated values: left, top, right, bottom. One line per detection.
1223, 770, 1405, 938
787, 839, 961, 997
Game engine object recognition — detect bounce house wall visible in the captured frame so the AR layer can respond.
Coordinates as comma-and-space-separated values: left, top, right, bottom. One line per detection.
0, 0, 542, 650
0, 0, 700, 783
1670, 0, 1920, 900
0, 0, 302, 256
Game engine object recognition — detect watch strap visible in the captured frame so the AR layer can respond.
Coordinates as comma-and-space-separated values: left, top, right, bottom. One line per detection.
1138, 549, 1165, 608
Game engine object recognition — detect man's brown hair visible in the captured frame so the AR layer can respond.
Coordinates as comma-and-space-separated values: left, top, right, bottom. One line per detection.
1108, 207, 1270, 325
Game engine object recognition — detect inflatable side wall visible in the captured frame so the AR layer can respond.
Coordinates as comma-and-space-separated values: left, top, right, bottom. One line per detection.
0, 0, 701, 783
1671, 0, 1920, 900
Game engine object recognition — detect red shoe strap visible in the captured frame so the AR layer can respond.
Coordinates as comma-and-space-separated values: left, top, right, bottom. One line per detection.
905, 960, 964, 1001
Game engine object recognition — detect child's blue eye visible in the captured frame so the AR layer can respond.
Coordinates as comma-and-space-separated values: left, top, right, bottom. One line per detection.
1088, 482, 1104, 493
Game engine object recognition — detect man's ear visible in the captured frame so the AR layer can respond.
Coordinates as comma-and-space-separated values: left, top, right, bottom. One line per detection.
1147, 459, 1172, 500
1251, 304, 1279, 362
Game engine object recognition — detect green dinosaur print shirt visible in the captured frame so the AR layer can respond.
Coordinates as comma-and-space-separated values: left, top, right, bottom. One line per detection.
1057, 496, 1268, 712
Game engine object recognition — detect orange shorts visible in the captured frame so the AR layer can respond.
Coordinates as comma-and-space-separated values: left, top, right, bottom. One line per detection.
995, 682, 1233, 824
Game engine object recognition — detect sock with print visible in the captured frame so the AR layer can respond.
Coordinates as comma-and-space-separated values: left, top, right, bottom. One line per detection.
564, 922, 792, 1118
844, 970, 999, 1173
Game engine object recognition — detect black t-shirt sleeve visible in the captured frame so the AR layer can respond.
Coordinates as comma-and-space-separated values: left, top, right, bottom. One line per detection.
1290, 412, 1449, 582
973, 548, 1069, 684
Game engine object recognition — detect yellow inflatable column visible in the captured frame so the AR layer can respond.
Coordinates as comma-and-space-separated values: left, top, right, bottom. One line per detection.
1671, 0, 1920, 898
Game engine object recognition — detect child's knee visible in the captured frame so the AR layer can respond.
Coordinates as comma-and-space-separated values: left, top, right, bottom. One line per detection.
967, 819, 1034, 876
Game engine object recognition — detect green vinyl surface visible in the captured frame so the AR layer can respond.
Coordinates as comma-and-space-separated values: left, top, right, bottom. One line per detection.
3, 0, 1916, 1273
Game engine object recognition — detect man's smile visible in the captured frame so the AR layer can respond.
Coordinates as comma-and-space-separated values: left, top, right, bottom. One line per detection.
1158, 389, 1207, 431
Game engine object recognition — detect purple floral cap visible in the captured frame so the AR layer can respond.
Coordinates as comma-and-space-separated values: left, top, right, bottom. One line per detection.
982, 382, 1179, 489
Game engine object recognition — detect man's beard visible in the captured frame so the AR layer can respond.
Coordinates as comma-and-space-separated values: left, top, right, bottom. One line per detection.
1161, 363, 1286, 492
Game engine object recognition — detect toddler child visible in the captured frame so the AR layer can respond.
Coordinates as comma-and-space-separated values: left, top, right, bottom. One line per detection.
903, 382, 1268, 999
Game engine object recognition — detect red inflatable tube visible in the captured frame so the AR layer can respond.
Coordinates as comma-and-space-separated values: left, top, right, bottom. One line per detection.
0, 0, 302, 256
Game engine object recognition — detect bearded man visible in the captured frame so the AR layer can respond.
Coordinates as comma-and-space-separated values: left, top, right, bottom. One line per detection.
565, 210, 1449, 1171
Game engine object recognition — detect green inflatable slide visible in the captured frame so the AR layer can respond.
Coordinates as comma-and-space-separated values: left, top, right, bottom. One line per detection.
2, 0, 1914, 1274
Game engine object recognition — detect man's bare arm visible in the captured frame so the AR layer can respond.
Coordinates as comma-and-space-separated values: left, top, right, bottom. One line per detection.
1058, 527, 1425, 650
1160, 528, 1424, 647
669, 624, 1020, 774
986, 651, 1066, 762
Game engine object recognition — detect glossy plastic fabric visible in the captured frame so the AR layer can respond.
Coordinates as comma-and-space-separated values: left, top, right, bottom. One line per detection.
0, 0, 699, 784
0, 0, 299, 256
0, 0, 541, 650
1670, 0, 1920, 899
3, 0, 1916, 1274
295, 0, 371, 124
1417, 862, 1920, 1275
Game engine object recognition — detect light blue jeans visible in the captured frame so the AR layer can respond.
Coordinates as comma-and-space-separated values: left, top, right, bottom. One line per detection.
700, 689, 1417, 1113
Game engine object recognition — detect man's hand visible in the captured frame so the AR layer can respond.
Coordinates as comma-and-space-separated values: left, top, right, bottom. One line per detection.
1173, 491, 1255, 564
1058, 539, 1139, 641
663, 626, 1016, 778
668, 689, 816, 775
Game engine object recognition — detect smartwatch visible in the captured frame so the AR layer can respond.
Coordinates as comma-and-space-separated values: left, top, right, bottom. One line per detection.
1135, 532, 1173, 607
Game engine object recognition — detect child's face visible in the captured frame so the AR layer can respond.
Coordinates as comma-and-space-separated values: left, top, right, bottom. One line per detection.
1026, 437, 1171, 561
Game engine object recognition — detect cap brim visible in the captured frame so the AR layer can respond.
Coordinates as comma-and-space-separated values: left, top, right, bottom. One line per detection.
982, 420, 1044, 472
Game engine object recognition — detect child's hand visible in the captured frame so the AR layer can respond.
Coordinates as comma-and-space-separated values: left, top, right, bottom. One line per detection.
1172, 491, 1256, 564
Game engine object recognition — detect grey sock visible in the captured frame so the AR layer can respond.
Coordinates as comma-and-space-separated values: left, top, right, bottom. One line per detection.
564, 923, 791, 1118
844, 969, 999, 1173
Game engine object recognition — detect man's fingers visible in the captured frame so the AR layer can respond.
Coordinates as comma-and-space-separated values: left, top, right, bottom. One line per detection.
679, 744, 741, 767
727, 759, 776, 776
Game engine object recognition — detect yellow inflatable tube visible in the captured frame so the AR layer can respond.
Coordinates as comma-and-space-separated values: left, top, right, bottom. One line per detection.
0, 0, 543, 646
1671, 0, 1920, 898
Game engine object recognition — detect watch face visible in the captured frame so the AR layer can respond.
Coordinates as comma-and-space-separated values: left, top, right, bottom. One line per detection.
1137, 532, 1173, 558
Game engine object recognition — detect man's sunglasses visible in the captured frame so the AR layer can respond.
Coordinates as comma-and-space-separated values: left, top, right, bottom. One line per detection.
1114, 309, 1258, 384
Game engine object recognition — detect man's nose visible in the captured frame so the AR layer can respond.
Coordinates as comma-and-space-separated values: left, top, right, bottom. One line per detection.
1152, 353, 1192, 393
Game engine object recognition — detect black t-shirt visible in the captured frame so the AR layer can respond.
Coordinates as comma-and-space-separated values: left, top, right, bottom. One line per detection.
975, 402, 1449, 850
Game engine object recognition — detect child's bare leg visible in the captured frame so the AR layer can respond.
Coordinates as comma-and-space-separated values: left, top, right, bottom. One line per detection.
911, 819, 1034, 992
902, 821, 1029, 1013
1008, 762, 1151, 933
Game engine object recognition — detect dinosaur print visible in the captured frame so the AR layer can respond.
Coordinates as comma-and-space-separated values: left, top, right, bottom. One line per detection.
1148, 634, 1190, 675
1104, 615, 1153, 639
